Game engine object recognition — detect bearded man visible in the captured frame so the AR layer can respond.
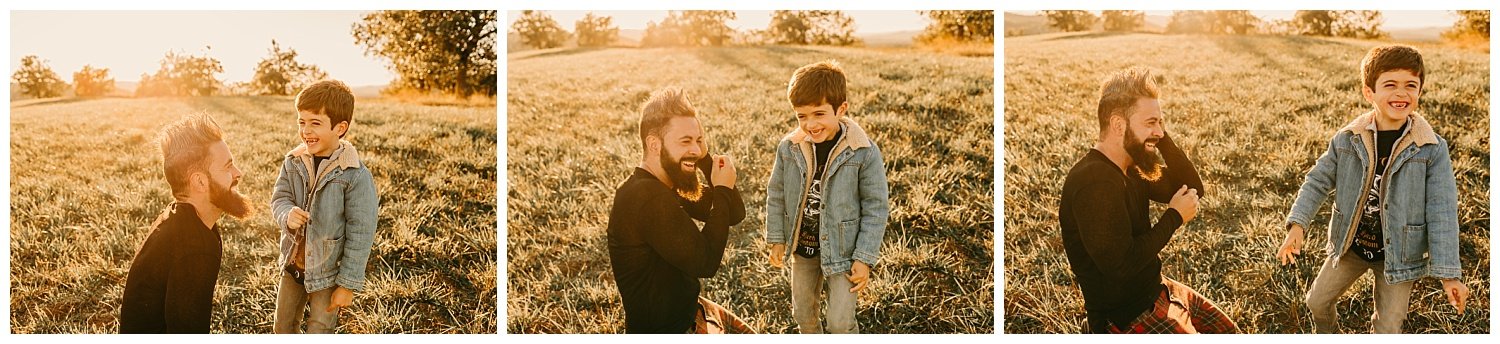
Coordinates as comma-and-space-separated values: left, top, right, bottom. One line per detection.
120, 114, 255, 333
1058, 68, 1238, 334
606, 87, 750, 333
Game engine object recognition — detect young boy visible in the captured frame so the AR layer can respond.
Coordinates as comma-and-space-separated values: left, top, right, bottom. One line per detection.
270, 80, 380, 333
766, 60, 890, 334
1277, 45, 1469, 333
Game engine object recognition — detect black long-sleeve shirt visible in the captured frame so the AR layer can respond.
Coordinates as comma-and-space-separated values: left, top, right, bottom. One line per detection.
607, 168, 746, 333
119, 202, 223, 333
1058, 134, 1204, 333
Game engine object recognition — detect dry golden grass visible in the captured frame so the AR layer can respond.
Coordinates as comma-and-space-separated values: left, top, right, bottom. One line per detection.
1004, 32, 1489, 333
507, 45, 993, 333
9, 96, 497, 333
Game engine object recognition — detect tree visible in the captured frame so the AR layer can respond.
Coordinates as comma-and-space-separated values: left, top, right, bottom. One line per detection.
72, 65, 114, 97
511, 10, 569, 49
135, 49, 224, 97
1334, 10, 1387, 39
766, 10, 860, 45
1293, 10, 1337, 36
1102, 10, 1145, 32
1166, 11, 1215, 34
1214, 11, 1261, 34
355, 10, 498, 97
1442, 10, 1490, 42
250, 40, 328, 96
1293, 10, 1387, 38
917, 10, 995, 43
12, 55, 66, 98
575, 12, 619, 47
642, 11, 738, 47
681, 11, 737, 46
1042, 10, 1097, 32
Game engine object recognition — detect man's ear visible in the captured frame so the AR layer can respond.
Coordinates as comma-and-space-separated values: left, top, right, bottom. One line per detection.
190, 171, 210, 194
334, 121, 350, 138
836, 101, 849, 117
1109, 114, 1127, 136
1361, 85, 1375, 104
645, 135, 661, 156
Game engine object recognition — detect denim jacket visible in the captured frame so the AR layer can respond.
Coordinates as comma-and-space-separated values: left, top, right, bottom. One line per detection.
766, 117, 891, 275
1286, 111, 1461, 283
270, 140, 380, 292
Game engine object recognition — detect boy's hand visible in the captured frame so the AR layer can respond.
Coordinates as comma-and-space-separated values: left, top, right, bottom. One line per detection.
326, 286, 354, 312
1168, 186, 1199, 223
1278, 224, 1305, 265
847, 261, 871, 293
768, 244, 786, 268
710, 154, 737, 189
1442, 279, 1470, 314
287, 207, 310, 230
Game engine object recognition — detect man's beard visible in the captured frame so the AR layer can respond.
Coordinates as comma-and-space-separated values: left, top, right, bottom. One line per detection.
660, 149, 704, 201
1124, 127, 1164, 182
210, 176, 255, 219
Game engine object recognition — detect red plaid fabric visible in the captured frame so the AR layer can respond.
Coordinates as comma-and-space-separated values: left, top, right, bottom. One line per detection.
1107, 278, 1240, 334
693, 297, 756, 334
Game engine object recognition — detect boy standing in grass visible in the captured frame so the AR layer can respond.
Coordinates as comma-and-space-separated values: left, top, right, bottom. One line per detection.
766, 60, 890, 334
1277, 45, 1469, 333
270, 80, 380, 333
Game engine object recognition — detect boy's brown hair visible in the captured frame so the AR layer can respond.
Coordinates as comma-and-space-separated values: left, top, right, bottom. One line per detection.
295, 80, 355, 138
1096, 67, 1160, 134
787, 60, 847, 108
1361, 45, 1425, 90
638, 87, 698, 149
160, 113, 225, 198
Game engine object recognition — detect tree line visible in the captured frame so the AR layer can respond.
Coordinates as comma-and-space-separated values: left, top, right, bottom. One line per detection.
1037, 10, 1489, 41
511, 10, 993, 49
12, 10, 497, 99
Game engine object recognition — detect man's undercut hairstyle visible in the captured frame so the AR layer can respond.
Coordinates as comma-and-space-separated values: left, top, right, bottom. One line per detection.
1361, 44, 1425, 90
295, 79, 356, 138
1097, 67, 1161, 134
638, 87, 699, 149
787, 60, 847, 108
160, 113, 226, 198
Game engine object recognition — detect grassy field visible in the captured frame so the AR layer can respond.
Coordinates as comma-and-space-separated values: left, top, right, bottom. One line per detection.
1004, 32, 1489, 333
507, 45, 994, 333
9, 96, 497, 333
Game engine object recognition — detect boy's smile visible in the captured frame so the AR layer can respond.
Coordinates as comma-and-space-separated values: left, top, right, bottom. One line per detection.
794, 101, 848, 143
298, 110, 347, 156
1363, 69, 1421, 129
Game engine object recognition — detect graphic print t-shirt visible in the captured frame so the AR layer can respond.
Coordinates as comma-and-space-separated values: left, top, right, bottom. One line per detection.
795, 128, 843, 258
1351, 122, 1407, 262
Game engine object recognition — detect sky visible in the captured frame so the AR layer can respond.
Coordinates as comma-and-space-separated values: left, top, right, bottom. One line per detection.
11, 11, 396, 85
507, 10, 931, 34
1008, 10, 1459, 29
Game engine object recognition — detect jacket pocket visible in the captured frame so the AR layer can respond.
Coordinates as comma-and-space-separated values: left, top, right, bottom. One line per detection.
310, 236, 345, 270
1401, 224, 1429, 264
837, 219, 858, 258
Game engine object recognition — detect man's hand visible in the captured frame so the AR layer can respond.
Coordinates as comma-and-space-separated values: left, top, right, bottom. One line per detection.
847, 260, 871, 293
1442, 279, 1470, 314
710, 154, 737, 189
1168, 185, 1199, 223
768, 244, 786, 268
326, 286, 354, 313
287, 207, 310, 230
1278, 223, 1306, 265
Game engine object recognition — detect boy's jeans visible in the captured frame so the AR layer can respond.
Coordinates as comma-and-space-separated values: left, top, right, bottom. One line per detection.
791, 255, 858, 334
1306, 253, 1415, 334
274, 272, 339, 333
